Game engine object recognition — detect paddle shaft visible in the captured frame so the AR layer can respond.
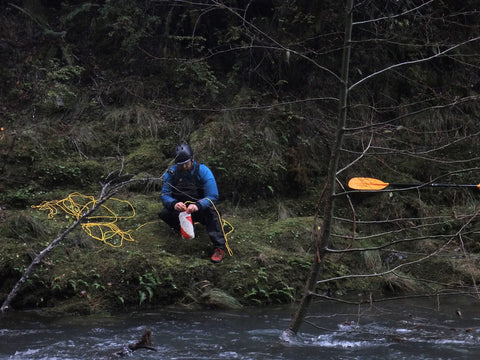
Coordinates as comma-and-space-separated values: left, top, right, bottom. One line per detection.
388, 183, 479, 189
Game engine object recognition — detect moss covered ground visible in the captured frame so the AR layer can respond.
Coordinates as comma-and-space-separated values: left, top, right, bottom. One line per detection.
1, 112, 478, 316
0, 192, 319, 314
2, 185, 478, 316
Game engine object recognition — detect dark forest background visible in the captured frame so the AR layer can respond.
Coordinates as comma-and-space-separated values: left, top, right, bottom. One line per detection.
1, 1, 480, 313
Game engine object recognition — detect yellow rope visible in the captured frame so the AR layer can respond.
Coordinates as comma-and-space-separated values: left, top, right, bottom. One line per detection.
32, 193, 137, 248
185, 199, 234, 256
33, 193, 234, 254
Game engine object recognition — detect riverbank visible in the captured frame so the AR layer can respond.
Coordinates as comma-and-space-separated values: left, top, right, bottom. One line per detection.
0, 193, 317, 315
2, 188, 478, 317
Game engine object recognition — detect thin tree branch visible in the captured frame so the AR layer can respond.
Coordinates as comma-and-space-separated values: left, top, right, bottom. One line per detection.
349, 37, 480, 91
352, 0, 435, 26
318, 233, 460, 285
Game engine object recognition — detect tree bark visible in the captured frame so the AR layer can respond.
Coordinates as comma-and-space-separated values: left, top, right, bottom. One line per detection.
284, 0, 354, 336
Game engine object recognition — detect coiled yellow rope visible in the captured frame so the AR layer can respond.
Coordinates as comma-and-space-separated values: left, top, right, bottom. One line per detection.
32, 192, 137, 247
33, 193, 234, 254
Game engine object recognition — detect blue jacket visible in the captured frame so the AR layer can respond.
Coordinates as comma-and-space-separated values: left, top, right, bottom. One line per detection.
161, 161, 219, 210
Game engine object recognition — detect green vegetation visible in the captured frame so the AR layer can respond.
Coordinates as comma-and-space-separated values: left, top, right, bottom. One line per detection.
1, 1, 480, 315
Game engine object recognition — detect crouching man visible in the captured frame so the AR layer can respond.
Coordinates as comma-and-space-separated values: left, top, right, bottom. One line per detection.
159, 143, 227, 263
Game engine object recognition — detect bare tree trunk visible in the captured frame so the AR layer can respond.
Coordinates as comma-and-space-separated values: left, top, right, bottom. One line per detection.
284, 0, 354, 336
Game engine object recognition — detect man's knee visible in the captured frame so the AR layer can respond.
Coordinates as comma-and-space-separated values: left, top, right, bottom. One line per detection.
159, 207, 172, 220
159, 207, 179, 227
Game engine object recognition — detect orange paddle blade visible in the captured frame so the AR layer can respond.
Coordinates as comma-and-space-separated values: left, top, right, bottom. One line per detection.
348, 177, 390, 190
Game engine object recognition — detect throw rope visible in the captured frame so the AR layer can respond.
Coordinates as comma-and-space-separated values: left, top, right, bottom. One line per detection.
33, 191, 234, 254
32, 193, 138, 247
185, 199, 234, 256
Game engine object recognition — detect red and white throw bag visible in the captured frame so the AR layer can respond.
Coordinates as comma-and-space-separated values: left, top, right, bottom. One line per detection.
179, 211, 195, 239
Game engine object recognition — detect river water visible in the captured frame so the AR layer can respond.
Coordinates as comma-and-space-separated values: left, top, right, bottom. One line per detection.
1, 295, 480, 359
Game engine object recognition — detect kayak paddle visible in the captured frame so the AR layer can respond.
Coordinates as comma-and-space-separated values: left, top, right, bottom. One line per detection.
347, 177, 480, 191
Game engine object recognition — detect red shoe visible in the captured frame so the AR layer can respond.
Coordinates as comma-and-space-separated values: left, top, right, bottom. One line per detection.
211, 248, 225, 263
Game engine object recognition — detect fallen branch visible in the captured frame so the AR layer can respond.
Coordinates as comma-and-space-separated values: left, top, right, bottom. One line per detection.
114, 329, 157, 357
0, 173, 154, 315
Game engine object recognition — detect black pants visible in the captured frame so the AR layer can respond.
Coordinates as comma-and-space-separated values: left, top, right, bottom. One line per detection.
159, 206, 226, 250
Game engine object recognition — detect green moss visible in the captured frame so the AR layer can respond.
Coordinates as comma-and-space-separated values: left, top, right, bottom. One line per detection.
124, 140, 166, 174
2, 164, 480, 316
1, 0, 480, 316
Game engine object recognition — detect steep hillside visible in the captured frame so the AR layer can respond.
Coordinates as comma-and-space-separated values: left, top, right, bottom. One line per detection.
1, 1, 480, 314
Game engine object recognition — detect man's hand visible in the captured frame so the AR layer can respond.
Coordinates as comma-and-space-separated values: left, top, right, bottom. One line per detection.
174, 202, 198, 213
187, 204, 199, 213
174, 202, 187, 212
